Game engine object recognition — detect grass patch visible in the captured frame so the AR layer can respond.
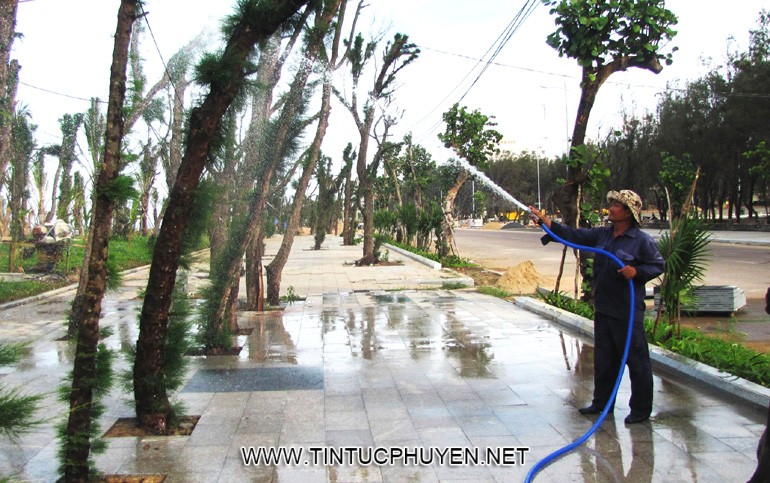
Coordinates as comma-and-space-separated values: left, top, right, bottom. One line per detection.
441, 281, 469, 290
477, 285, 511, 298
0, 280, 73, 305
0, 235, 155, 305
385, 239, 478, 268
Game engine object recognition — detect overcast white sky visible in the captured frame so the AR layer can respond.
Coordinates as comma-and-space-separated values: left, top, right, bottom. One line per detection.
12, 0, 769, 169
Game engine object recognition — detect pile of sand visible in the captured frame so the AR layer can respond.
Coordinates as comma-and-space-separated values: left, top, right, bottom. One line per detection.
496, 260, 551, 294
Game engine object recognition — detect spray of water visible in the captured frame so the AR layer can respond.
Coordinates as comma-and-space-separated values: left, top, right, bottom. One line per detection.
452, 158, 532, 213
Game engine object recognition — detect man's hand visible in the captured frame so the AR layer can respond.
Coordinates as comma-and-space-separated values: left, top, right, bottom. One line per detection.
617, 265, 637, 280
529, 206, 551, 228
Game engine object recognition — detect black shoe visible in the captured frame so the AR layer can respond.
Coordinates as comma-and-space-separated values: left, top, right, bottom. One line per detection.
624, 412, 649, 424
578, 404, 611, 415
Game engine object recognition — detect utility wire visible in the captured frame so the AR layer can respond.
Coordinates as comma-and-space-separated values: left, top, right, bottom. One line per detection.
19, 81, 107, 103
413, 0, 541, 145
137, 2, 179, 95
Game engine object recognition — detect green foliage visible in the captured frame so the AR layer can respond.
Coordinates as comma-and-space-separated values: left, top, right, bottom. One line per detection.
745, 140, 770, 182
541, 292, 770, 389
438, 103, 502, 169
56, 343, 114, 479
568, 144, 610, 225
441, 281, 468, 290
0, 342, 42, 442
122, 272, 193, 416
373, 209, 398, 235
543, 0, 678, 75
538, 290, 596, 320
0, 280, 71, 305
179, 179, 215, 268
656, 212, 711, 328
0, 342, 26, 366
0, 385, 43, 441
659, 152, 696, 217
471, 190, 487, 217
280, 286, 304, 304
644, 319, 770, 388
0, 236, 155, 304
397, 203, 419, 243
477, 286, 511, 298
440, 255, 475, 268
97, 174, 139, 205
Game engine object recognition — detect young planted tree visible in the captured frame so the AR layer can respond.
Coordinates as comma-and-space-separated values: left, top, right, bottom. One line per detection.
340, 142, 357, 245
653, 170, 710, 336
336, 32, 419, 264
437, 103, 502, 257
71, 172, 86, 236
200, 1, 329, 342
67, 99, 106, 338
265, 0, 348, 306
542, 0, 678, 228
51, 113, 84, 223
238, 16, 311, 311
135, 136, 161, 235
60, 1, 136, 479
31, 148, 51, 224
133, 0, 309, 433
313, 153, 345, 249
7, 107, 35, 272
0, 0, 19, 194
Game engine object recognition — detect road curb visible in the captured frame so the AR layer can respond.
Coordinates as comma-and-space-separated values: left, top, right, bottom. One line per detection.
384, 243, 441, 269
514, 295, 770, 411
0, 264, 152, 311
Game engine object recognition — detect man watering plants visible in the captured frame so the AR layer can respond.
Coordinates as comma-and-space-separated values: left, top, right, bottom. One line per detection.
529, 190, 664, 424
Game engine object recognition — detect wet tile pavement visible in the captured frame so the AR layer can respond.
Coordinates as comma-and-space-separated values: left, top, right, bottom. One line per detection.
0, 235, 766, 482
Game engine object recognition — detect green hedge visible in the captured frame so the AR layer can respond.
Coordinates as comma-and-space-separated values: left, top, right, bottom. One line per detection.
538, 291, 770, 388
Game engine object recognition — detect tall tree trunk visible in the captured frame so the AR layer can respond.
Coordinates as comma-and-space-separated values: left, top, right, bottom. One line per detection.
63, 2, 135, 480
215, 2, 332, 321
242, 34, 281, 311
358, 183, 376, 264
266, 0, 343, 305
245, 232, 265, 311
342, 170, 354, 244
440, 170, 468, 258
133, 0, 308, 432
0, 0, 18, 192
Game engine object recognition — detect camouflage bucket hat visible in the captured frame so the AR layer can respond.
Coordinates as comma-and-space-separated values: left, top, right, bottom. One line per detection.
606, 190, 642, 224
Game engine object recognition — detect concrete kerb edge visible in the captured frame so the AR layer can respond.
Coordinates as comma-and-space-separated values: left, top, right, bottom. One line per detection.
383, 243, 441, 270
514, 295, 770, 411
382, 243, 474, 287
0, 264, 152, 311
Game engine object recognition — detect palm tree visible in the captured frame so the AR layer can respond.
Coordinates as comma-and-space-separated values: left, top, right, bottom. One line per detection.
654, 171, 711, 336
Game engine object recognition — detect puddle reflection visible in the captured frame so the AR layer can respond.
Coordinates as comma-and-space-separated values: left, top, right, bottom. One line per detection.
579, 418, 655, 481
316, 292, 498, 376
243, 314, 297, 363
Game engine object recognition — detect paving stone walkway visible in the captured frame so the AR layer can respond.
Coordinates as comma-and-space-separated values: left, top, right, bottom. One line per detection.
0, 235, 765, 482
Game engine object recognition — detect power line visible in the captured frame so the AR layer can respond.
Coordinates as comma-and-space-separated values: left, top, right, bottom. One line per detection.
19, 81, 107, 103
137, 2, 179, 95
457, 0, 540, 103
412, 0, 541, 145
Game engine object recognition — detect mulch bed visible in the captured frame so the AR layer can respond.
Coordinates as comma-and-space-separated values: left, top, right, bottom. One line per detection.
185, 345, 243, 356
99, 474, 166, 482
103, 415, 200, 438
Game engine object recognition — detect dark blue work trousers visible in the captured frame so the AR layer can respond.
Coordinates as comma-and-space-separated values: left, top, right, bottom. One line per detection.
591, 311, 653, 416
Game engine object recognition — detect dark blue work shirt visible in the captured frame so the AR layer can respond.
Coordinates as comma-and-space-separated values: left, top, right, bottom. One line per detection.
542, 223, 665, 322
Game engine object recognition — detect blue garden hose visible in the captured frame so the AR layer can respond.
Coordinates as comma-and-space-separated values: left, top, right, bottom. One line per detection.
524, 221, 636, 482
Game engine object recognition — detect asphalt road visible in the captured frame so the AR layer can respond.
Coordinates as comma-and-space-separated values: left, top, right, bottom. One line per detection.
453, 226, 770, 300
